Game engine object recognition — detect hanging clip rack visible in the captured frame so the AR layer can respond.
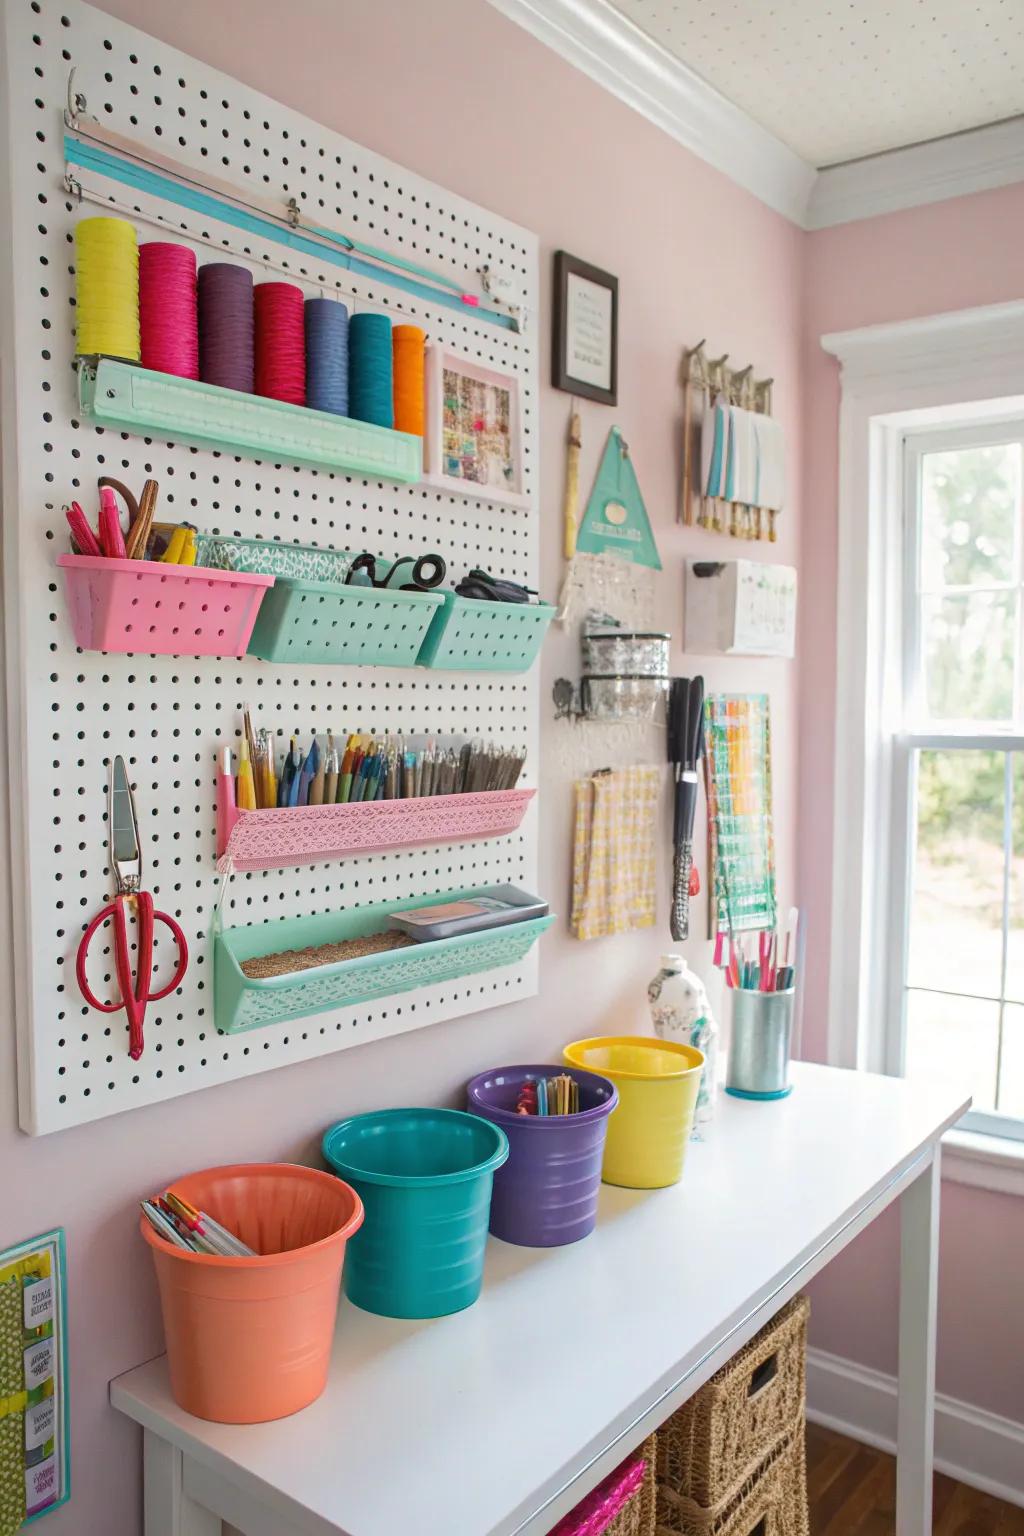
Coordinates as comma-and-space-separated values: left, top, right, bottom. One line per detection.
679, 341, 776, 542
60, 66, 520, 331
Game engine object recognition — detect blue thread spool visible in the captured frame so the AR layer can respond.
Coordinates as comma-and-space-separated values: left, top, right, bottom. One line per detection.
305, 297, 349, 416
348, 312, 394, 428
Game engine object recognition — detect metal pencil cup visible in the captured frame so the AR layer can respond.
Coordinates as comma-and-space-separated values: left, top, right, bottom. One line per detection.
726, 989, 795, 1100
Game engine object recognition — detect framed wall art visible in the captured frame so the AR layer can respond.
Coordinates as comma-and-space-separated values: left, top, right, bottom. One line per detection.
423, 345, 529, 509
0, 1228, 70, 1530
552, 250, 618, 406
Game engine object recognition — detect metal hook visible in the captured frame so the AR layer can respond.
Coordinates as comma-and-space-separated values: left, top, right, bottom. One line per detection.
64, 66, 87, 130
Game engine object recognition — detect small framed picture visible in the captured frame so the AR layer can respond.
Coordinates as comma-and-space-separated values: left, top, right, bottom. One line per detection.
552, 251, 618, 406
423, 345, 529, 509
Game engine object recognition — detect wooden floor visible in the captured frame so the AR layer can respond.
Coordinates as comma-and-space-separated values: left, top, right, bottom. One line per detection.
807, 1424, 1024, 1536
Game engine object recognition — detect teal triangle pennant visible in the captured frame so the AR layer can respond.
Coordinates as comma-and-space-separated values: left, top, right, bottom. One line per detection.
574, 428, 662, 570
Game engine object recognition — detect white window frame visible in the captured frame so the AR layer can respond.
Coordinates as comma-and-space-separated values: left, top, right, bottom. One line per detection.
891, 421, 1024, 1139
823, 299, 1024, 1196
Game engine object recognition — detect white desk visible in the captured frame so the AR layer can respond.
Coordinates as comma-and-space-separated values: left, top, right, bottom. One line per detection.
112, 1063, 968, 1536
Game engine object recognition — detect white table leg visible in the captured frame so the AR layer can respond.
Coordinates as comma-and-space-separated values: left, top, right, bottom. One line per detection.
144, 1429, 223, 1536
896, 1146, 940, 1536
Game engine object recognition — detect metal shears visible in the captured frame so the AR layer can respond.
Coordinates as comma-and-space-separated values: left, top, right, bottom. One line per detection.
75, 757, 189, 1061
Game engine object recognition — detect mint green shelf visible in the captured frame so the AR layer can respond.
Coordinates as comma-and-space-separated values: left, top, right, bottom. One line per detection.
214, 890, 554, 1033
78, 358, 422, 482
247, 578, 443, 666
417, 595, 557, 672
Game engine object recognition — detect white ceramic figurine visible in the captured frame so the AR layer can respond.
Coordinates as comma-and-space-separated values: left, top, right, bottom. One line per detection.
647, 952, 718, 1127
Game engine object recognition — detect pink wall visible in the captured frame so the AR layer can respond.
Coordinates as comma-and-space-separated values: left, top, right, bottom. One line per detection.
799, 182, 1024, 1420
0, 2, 804, 1531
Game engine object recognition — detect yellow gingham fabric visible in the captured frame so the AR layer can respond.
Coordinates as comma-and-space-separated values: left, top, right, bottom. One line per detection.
571, 765, 660, 940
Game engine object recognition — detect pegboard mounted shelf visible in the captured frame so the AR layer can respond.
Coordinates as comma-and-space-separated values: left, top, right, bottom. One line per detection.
78, 358, 424, 483
214, 892, 554, 1034
57, 553, 274, 658
217, 782, 537, 871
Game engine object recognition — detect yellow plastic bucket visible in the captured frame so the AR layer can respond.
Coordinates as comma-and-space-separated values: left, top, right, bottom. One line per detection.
563, 1036, 705, 1189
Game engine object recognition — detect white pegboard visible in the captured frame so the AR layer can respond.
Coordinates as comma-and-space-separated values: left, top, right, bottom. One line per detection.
0, 0, 542, 1135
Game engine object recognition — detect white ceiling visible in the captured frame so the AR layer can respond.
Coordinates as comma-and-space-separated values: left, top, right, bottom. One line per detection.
609, 0, 1024, 166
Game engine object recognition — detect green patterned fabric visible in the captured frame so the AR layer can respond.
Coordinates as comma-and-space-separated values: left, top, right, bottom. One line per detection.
0, 1275, 25, 1536
195, 534, 351, 584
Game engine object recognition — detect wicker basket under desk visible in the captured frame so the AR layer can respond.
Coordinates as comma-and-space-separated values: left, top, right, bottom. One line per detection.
656, 1422, 808, 1536
657, 1295, 809, 1510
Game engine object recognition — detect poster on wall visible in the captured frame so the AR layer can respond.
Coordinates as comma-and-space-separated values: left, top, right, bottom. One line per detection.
552, 251, 618, 406
0, 1230, 69, 1533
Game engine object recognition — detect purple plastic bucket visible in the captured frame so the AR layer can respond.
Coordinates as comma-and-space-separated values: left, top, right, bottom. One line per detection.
466, 1065, 618, 1247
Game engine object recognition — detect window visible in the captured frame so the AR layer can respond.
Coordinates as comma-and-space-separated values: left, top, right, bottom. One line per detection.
892, 423, 1024, 1140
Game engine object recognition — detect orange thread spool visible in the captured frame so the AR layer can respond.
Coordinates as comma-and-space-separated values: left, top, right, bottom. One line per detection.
392, 325, 426, 436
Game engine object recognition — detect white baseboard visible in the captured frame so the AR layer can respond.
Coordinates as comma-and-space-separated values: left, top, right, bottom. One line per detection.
806, 1347, 1024, 1509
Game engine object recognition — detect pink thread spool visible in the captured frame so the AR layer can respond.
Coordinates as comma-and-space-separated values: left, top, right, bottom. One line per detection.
139, 243, 199, 379
254, 282, 306, 406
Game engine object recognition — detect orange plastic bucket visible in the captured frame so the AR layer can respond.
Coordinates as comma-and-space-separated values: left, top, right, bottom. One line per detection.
140, 1162, 363, 1423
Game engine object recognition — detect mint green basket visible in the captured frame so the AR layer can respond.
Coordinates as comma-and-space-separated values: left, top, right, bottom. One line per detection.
214, 891, 554, 1033
247, 579, 444, 666
417, 595, 557, 671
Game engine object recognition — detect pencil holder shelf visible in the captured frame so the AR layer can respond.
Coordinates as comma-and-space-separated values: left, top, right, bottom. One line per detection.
217, 782, 536, 871
79, 358, 423, 483
246, 578, 444, 666
416, 595, 557, 672
214, 891, 554, 1034
57, 553, 274, 658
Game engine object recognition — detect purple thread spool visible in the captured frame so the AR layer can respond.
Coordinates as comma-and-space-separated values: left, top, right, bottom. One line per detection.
466, 1065, 617, 1247
198, 263, 255, 394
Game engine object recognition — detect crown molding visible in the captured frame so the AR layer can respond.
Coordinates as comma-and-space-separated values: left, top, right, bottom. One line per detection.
808, 116, 1024, 229
821, 300, 1024, 387
488, 0, 1024, 232
484, 0, 815, 226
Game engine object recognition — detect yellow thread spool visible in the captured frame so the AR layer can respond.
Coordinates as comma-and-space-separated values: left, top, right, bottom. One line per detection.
75, 217, 140, 361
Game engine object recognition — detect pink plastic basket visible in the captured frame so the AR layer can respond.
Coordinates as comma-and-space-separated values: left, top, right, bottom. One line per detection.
217, 778, 536, 871
57, 554, 274, 657
551, 1454, 647, 1536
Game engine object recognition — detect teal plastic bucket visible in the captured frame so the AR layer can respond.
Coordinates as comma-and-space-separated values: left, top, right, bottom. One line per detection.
322, 1109, 508, 1319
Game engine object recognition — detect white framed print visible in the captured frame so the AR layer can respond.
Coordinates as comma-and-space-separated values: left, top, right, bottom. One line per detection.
552, 251, 618, 406
422, 344, 529, 509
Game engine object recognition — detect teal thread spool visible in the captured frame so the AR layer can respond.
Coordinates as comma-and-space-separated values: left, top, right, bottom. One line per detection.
348, 312, 394, 428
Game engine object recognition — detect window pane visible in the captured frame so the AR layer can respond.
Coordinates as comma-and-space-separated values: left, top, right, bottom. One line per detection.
905, 990, 998, 1112
920, 443, 1020, 589
920, 590, 1015, 722
998, 1004, 1024, 1118
1004, 754, 1024, 1005
908, 749, 1005, 997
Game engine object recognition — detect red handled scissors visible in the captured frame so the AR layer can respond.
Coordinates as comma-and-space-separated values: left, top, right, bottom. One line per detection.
76, 756, 189, 1061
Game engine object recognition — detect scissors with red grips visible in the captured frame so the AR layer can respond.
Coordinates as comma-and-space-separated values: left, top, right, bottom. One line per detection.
75, 756, 189, 1061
